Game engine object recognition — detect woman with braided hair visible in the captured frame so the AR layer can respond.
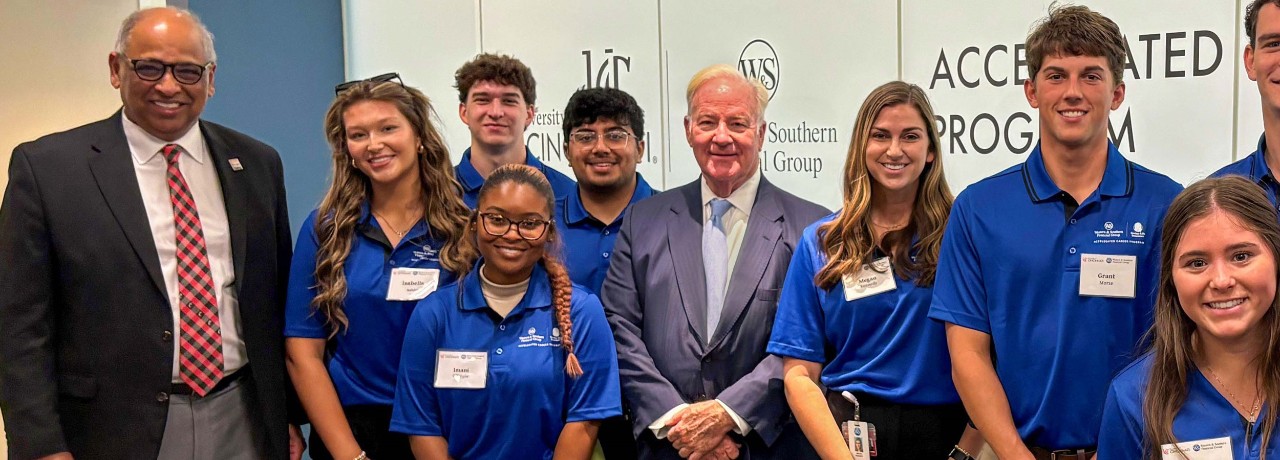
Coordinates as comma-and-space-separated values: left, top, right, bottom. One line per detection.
391, 163, 622, 459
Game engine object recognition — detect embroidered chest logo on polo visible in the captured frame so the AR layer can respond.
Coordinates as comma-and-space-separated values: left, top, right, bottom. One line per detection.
1130, 222, 1146, 239
1094, 221, 1124, 239
411, 245, 439, 263
517, 326, 562, 348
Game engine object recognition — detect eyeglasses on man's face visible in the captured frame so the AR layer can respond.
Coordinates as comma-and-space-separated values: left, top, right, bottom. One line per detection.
123, 55, 212, 85
478, 212, 551, 240
335, 72, 403, 95
569, 130, 637, 149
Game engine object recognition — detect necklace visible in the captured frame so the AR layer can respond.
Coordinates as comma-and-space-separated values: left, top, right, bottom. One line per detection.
1204, 364, 1261, 422
870, 220, 906, 230
372, 210, 421, 238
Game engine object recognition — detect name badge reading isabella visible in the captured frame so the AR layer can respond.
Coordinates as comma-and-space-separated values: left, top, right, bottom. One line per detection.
387, 268, 440, 301
1079, 254, 1137, 298
434, 350, 487, 389
1159, 436, 1232, 460
842, 257, 897, 302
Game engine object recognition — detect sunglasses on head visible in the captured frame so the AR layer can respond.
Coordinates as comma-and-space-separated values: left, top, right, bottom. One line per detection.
334, 72, 404, 95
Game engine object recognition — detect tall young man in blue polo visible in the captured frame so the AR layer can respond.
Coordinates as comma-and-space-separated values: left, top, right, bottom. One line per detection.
557, 86, 657, 459
928, 5, 1182, 460
453, 53, 576, 207
1214, 0, 1280, 206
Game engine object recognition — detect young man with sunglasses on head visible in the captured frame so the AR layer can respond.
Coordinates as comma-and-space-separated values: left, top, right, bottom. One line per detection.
453, 53, 576, 208
0, 7, 304, 460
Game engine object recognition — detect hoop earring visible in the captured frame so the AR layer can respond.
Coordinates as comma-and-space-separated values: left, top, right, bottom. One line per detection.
350, 157, 357, 168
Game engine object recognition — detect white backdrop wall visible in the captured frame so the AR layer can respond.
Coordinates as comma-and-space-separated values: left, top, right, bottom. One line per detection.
348, 0, 1262, 210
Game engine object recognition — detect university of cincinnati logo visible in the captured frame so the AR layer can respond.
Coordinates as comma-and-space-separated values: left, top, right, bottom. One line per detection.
738, 39, 779, 100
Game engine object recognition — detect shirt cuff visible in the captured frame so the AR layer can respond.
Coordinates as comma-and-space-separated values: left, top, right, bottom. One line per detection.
716, 399, 751, 436
648, 403, 689, 439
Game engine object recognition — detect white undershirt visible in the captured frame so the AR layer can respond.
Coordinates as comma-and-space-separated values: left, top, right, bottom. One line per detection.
122, 115, 245, 382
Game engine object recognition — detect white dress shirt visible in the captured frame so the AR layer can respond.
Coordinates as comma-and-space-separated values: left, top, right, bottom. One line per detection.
122, 115, 246, 382
648, 169, 764, 438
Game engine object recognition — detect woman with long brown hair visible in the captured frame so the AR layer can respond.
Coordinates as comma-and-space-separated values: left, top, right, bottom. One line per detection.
767, 81, 979, 459
389, 164, 621, 459
1099, 176, 1280, 459
284, 74, 473, 460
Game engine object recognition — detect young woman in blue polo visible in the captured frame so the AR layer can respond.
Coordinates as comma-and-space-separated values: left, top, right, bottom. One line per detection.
285, 77, 473, 460
767, 81, 978, 460
391, 164, 621, 459
1098, 176, 1280, 459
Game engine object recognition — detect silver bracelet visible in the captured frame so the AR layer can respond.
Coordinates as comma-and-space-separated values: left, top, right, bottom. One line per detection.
353, 451, 368, 460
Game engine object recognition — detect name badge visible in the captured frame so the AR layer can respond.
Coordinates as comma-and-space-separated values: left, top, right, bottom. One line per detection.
1079, 254, 1137, 298
387, 268, 440, 301
434, 350, 487, 389
843, 420, 878, 458
1160, 436, 1232, 460
842, 257, 897, 301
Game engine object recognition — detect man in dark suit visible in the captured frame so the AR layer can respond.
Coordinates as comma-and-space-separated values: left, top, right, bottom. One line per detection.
601, 64, 827, 460
0, 7, 303, 460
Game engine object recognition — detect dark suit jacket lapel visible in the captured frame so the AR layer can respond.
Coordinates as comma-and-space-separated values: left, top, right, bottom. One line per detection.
201, 122, 248, 293
710, 178, 782, 349
88, 111, 167, 297
666, 182, 709, 347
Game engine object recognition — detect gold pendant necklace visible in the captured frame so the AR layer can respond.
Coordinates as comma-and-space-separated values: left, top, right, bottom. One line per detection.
1204, 364, 1261, 422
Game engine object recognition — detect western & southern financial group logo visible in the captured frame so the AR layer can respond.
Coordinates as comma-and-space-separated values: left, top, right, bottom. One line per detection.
738, 39, 779, 100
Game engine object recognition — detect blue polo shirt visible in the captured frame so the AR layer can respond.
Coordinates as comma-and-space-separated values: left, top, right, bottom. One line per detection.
285, 206, 455, 406
1211, 135, 1280, 211
390, 262, 622, 459
768, 214, 960, 405
556, 174, 657, 294
455, 147, 577, 208
1099, 354, 1278, 459
928, 143, 1182, 449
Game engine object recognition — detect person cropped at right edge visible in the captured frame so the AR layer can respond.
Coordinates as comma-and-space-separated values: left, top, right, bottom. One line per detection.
1213, 0, 1280, 212
767, 81, 982, 460
927, 5, 1183, 460
1098, 177, 1280, 459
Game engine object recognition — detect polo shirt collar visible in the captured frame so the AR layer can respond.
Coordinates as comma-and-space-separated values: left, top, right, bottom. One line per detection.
1023, 142, 1132, 203
563, 173, 655, 226
356, 201, 431, 242
456, 147, 549, 194
1246, 135, 1275, 183
460, 261, 553, 314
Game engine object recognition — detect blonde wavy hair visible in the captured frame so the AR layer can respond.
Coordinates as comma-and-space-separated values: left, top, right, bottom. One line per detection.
311, 80, 474, 338
814, 81, 952, 288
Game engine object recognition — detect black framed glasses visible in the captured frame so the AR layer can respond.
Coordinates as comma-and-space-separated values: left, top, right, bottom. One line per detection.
334, 72, 403, 95
123, 55, 211, 85
569, 130, 637, 148
478, 212, 551, 240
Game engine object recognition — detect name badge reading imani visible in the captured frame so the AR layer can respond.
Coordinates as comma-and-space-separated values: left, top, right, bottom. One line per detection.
434, 350, 488, 389
842, 257, 897, 301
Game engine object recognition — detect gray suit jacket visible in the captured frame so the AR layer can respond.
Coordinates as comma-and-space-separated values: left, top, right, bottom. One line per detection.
601, 176, 827, 450
0, 112, 297, 460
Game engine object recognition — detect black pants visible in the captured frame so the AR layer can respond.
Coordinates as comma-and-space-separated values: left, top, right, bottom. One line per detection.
825, 391, 967, 460
599, 414, 638, 459
307, 404, 412, 460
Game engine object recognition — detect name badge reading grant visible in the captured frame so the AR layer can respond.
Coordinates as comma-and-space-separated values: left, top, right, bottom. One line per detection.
842, 257, 897, 301
1079, 254, 1137, 298
387, 268, 440, 301
434, 350, 487, 389
1159, 436, 1232, 460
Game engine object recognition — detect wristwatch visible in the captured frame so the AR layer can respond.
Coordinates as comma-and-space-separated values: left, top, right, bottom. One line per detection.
949, 445, 976, 460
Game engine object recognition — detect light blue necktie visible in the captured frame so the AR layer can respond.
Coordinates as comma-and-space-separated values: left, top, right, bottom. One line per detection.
703, 198, 732, 341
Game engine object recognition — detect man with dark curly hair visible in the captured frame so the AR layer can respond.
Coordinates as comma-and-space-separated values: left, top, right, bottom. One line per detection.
453, 53, 576, 208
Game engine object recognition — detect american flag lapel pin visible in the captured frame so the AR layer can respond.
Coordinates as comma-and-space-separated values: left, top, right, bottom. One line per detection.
229, 158, 244, 171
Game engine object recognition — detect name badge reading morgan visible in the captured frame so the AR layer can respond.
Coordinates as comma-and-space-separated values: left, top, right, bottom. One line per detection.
842, 257, 897, 301
434, 350, 487, 389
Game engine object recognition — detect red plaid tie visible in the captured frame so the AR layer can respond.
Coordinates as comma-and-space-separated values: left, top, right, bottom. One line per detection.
162, 143, 224, 396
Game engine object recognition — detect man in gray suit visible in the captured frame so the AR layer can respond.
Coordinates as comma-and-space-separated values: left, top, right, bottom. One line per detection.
601, 64, 827, 460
